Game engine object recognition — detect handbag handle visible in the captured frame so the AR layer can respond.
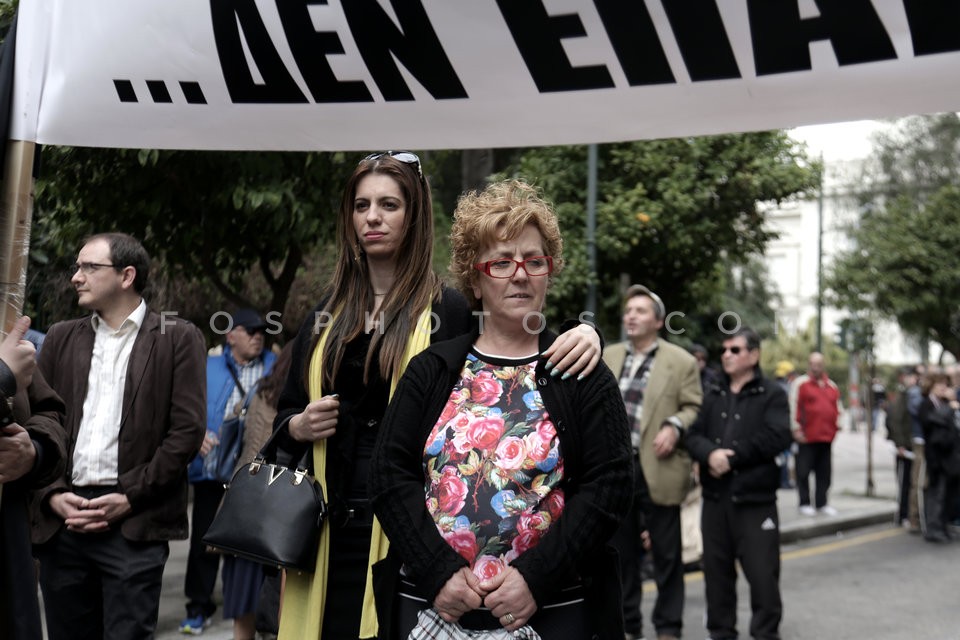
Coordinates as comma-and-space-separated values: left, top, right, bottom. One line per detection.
253, 425, 312, 472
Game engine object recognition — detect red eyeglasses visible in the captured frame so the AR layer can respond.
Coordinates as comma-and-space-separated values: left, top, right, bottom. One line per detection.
474, 256, 553, 279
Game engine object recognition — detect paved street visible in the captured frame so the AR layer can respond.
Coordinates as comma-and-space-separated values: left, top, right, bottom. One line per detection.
152, 426, 903, 639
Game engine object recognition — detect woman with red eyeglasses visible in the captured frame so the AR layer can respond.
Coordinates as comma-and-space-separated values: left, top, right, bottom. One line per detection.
272, 156, 602, 640
369, 179, 633, 639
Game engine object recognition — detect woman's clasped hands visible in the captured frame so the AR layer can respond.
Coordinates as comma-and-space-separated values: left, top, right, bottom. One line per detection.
434, 565, 537, 632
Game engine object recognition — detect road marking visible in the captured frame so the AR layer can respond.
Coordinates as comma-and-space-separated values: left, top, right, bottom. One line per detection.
782, 527, 904, 560
644, 528, 905, 592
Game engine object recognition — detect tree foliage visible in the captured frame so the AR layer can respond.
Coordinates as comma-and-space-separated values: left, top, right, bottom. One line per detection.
826, 113, 960, 358
32, 148, 357, 330
498, 134, 818, 338
28, 132, 814, 344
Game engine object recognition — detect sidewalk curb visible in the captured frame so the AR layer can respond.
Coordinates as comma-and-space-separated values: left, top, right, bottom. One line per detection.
780, 505, 897, 544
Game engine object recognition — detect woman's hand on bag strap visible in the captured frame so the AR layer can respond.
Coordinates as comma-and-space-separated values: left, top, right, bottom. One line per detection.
289, 394, 340, 443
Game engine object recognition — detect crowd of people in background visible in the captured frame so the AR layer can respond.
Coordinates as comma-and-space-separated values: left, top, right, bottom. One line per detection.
885, 364, 960, 543
1, 153, 958, 640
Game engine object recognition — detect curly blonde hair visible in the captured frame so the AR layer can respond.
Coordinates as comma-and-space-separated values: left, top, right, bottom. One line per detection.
449, 179, 564, 310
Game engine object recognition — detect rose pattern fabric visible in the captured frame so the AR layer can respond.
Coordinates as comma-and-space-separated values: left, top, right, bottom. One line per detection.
423, 352, 565, 581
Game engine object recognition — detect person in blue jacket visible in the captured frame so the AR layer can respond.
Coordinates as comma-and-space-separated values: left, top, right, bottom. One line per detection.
180, 308, 276, 634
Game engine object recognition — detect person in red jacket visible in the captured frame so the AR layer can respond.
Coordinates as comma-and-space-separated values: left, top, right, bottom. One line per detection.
789, 352, 843, 516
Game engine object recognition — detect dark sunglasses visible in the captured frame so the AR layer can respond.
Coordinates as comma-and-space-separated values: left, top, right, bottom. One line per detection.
241, 326, 265, 336
722, 345, 751, 355
360, 151, 423, 181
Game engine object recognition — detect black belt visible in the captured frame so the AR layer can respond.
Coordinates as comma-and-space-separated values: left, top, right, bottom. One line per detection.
73, 485, 120, 499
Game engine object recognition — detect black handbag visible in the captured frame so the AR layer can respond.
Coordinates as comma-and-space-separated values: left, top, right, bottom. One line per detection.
202, 429, 326, 572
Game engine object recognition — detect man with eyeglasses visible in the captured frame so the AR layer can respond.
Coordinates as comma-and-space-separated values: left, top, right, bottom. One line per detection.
31, 232, 206, 640
686, 327, 791, 640
603, 284, 702, 640
180, 308, 275, 635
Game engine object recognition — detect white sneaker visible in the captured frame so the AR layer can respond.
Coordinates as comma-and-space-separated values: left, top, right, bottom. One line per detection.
798, 505, 816, 516
818, 505, 838, 516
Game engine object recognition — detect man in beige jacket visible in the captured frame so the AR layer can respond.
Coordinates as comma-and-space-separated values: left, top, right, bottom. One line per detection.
604, 285, 702, 640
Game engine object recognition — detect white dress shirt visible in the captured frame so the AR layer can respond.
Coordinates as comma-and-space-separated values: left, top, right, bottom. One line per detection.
72, 299, 147, 486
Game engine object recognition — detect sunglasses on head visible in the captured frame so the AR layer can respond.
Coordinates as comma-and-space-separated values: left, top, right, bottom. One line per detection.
360, 151, 423, 181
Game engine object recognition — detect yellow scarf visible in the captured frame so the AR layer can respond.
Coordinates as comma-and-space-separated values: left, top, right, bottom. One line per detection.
278, 308, 434, 639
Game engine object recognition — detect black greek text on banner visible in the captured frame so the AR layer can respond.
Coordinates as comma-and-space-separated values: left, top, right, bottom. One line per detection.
11, 0, 960, 151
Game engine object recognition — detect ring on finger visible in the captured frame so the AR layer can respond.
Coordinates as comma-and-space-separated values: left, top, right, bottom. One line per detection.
503, 612, 516, 625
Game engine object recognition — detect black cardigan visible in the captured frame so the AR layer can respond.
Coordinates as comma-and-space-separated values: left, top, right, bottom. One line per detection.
368, 329, 632, 639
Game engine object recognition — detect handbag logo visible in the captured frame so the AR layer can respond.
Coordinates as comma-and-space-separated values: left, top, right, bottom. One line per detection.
267, 466, 286, 485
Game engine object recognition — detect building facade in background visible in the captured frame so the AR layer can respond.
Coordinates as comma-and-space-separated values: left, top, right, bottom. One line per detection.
765, 130, 936, 367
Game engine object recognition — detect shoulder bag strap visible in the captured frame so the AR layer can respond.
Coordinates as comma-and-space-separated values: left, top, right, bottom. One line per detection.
226, 362, 247, 397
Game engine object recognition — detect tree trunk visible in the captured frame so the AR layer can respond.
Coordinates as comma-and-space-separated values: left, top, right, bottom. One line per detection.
461, 149, 493, 193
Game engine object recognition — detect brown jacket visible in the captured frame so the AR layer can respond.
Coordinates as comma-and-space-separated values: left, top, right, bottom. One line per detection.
603, 339, 702, 505
32, 310, 206, 543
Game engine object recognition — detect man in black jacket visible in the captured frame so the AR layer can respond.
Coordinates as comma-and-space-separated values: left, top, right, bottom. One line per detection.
685, 328, 791, 640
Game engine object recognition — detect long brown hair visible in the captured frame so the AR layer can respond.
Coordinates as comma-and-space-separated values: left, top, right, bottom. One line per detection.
257, 342, 295, 409
316, 154, 441, 389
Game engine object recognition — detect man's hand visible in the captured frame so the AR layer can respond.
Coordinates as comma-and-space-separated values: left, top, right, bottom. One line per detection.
792, 429, 807, 444
200, 430, 219, 456
49, 491, 108, 532
48, 491, 131, 533
652, 423, 680, 458
433, 567, 486, 623
0, 423, 37, 483
85, 493, 133, 526
706, 448, 735, 478
640, 528, 652, 552
480, 566, 538, 631
0, 316, 36, 391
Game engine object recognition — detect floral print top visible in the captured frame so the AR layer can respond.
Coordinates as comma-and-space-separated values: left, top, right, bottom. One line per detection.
423, 350, 565, 582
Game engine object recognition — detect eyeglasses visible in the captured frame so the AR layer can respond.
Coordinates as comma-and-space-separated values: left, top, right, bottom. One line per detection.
474, 256, 553, 279
241, 326, 265, 336
721, 345, 752, 355
72, 262, 118, 275
360, 151, 423, 181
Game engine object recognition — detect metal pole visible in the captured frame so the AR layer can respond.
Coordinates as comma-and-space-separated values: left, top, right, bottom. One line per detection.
586, 143, 598, 316
865, 328, 876, 497
816, 153, 824, 353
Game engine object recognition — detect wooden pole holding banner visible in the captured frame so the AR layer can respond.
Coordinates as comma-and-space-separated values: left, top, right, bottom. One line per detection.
0, 139, 36, 506
0, 139, 35, 333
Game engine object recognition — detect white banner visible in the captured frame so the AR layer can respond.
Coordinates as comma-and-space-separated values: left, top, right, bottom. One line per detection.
11, 0, 960, 151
